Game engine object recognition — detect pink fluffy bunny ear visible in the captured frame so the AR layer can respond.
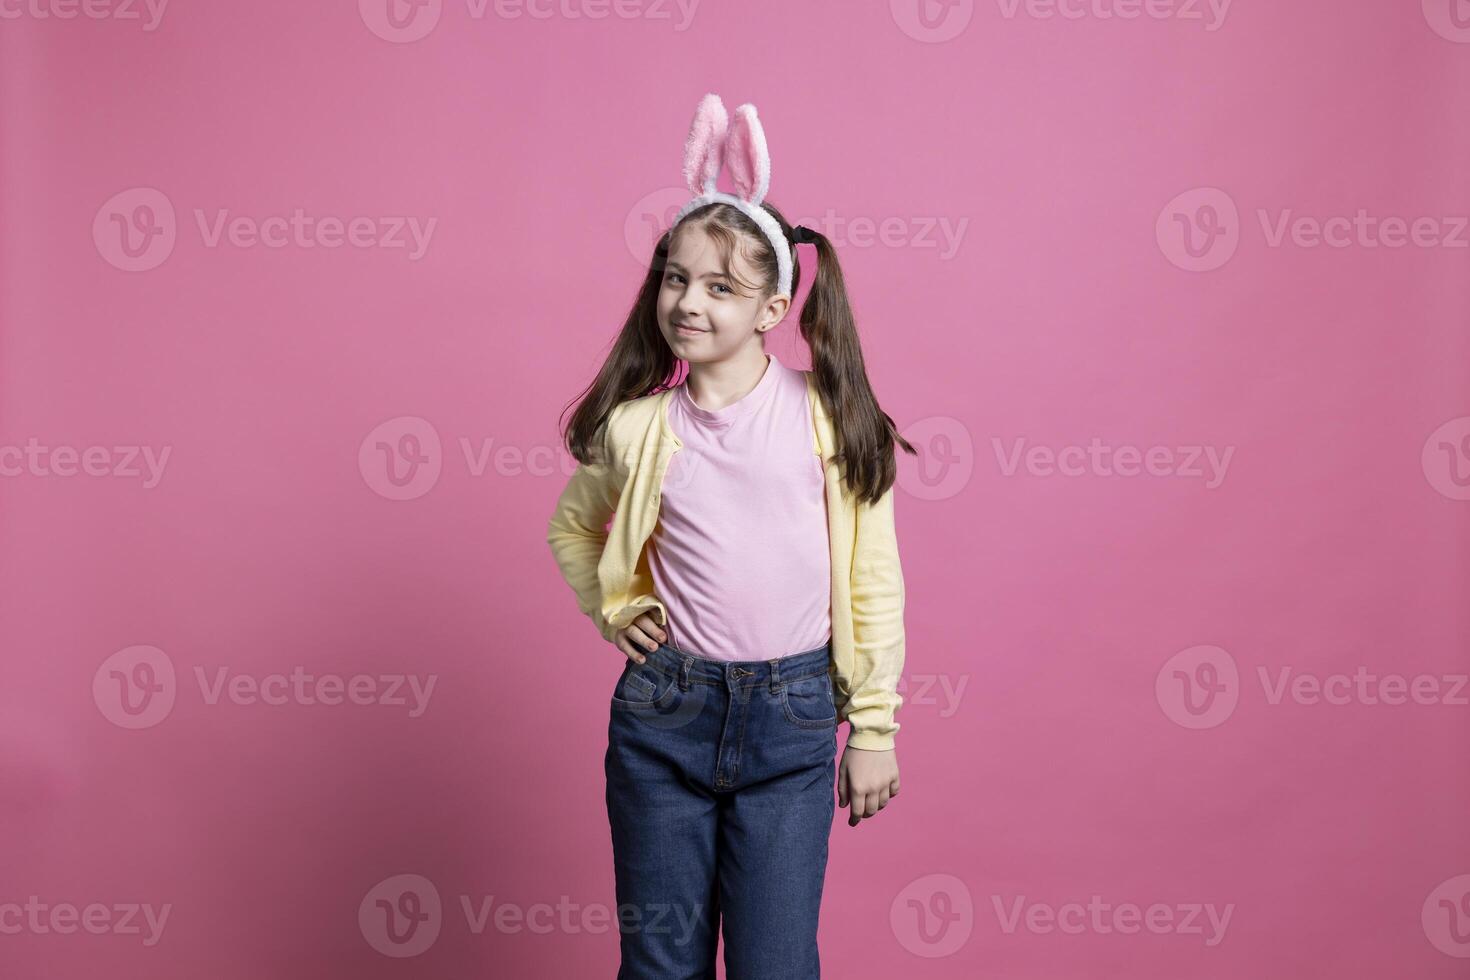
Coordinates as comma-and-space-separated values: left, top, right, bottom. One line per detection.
682, 93, 728, 196
723, 103, 771, 205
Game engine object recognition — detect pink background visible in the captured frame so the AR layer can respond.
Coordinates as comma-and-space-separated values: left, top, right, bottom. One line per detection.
3, 0, 1469, 976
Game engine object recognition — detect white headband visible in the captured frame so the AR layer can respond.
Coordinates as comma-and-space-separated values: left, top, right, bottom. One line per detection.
669, 93, 794, 299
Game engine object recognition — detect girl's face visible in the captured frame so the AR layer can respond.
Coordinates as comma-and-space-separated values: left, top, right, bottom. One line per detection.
656, 223, 788, 363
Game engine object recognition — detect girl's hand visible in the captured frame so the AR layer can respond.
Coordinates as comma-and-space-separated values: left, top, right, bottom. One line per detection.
613, 613, 667, 663
839, 746, 900, 827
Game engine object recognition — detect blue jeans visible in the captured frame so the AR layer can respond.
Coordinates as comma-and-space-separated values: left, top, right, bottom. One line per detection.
604, 640, 838, 979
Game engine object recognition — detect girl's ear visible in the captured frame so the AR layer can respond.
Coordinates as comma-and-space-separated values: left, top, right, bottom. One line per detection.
683, 93, 729, 196
724, 103, 771, 205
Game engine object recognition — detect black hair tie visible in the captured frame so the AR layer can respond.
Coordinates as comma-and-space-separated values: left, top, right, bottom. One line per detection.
791, 225, 818, 245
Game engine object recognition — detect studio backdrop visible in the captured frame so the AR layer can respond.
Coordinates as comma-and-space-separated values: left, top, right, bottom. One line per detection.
1, 1, 1467, 977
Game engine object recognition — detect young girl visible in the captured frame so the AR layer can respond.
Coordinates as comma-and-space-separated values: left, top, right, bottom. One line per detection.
546, 93, 913, 979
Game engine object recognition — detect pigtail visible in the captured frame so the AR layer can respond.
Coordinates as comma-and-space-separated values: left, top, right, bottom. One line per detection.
790, 226, 916, 506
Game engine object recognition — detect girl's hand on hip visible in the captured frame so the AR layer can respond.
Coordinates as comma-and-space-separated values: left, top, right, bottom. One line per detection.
839, 746, 900, 827
613, 613, 667, 664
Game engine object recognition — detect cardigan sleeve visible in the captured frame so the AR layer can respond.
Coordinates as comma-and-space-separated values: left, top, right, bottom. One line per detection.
844, 482, 907, 751
546, 425, 623, 644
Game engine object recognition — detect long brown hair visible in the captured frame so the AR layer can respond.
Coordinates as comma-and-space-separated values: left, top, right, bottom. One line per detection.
556, 201, 915, 505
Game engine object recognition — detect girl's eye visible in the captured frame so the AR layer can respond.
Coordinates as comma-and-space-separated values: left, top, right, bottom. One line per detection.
664, 272, 729, 295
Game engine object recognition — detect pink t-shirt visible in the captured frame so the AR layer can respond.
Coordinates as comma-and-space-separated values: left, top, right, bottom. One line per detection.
647, 351, 832, 662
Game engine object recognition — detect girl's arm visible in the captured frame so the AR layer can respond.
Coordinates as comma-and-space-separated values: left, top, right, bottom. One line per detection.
546, 438, 622, 644
844, 483, 907, 752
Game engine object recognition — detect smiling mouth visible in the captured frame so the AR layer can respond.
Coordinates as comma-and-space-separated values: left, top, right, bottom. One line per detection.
674, 323, 707, 334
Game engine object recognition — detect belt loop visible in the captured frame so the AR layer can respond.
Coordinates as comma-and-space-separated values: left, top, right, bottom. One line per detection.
768, 657, 781, 694
679, 656, 692, 691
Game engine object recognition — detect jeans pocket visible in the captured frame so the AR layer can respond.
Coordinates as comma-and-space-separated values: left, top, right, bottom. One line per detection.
779, 672, 838, 729
611, 663, 679, 711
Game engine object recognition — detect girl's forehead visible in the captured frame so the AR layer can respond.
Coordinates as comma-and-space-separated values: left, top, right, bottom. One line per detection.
670, 225, 757, 275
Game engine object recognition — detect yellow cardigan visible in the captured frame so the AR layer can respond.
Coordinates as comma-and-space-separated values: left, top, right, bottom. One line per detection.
546, 369, 906, 751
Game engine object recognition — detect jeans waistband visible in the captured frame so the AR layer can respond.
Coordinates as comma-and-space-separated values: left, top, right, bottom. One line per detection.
640, 640, 833, 686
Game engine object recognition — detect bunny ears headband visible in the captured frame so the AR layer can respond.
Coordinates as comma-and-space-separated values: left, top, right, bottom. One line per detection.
670, 93, 811, 300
